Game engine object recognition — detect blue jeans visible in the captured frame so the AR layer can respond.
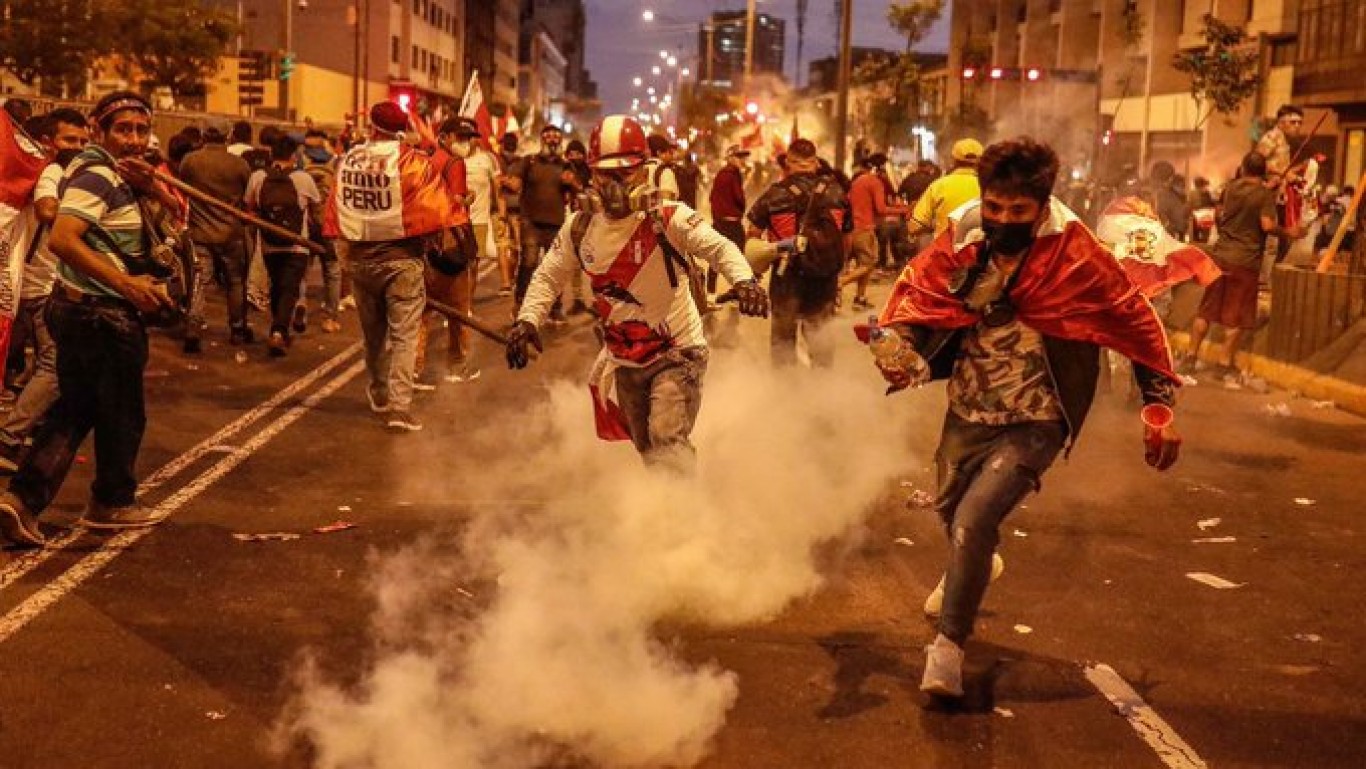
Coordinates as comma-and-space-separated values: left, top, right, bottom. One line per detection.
933, 412, 1065, 644
348, 256, 426, 411
614, 346, 709, 472
10, 292, 148, 513
0, 296, 59, 446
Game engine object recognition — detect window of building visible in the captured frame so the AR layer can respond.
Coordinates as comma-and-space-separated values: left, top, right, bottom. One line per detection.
391, 35, 400, 64
1270, 40, 1296, 67
412, 0, 419, 14
412, 44, 419, 69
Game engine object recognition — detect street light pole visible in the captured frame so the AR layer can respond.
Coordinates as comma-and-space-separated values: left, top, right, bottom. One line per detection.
281, 0, 292, 121
744, 0, 757, 88
834, 0, 853, 172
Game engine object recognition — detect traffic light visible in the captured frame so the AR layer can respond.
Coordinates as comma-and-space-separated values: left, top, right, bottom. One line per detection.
279, 52, 295, 81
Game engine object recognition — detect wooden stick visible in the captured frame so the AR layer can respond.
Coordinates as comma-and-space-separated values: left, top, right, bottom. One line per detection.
154, 171, 326, 254
425, 297, 509, 345
1316, 169, 1366, 273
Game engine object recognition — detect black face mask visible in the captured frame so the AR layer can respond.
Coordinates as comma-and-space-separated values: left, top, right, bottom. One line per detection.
981, 217, 1037, 256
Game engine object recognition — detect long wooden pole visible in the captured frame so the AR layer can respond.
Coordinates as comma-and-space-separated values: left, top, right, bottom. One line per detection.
425, 297, 509, 345
1316, 169, 1366, 273
154, 171, 325, 254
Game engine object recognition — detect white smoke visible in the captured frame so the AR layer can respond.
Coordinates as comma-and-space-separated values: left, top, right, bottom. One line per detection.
281, 336, 929, 768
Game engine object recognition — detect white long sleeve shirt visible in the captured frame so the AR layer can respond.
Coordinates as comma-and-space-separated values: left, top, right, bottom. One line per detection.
518, 202, 754, 366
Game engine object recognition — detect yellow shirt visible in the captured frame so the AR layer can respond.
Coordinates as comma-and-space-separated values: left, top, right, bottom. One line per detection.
911, 167, 981, 236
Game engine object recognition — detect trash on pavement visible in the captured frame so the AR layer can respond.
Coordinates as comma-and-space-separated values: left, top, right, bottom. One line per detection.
313, 521, 357, 534
1191, 536, 1236, 544
231, 532, 301, 542
1310, 400, 1335, 410
1294, 498, 1316, 506
456, 587, 475, 599
906, 490, 934, 509
1197, 517, 1221, 530
206, 711, 227, 720
1262, 402, 1292, 417
1186, 572, 1244, 589
234, 351, 248, 364
1013, 529, 1028, 538
1244, 376, 1271, 394
993, 706, 1015, 718
1293, 633, 1322, 643
1013, 624, 1033, 634
337, 505, 353, 513
899, 480, 916, 488
893, 537, 914, 547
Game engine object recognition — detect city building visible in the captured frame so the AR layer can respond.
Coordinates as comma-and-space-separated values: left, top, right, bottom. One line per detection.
493, 0, 521, 108
206, 0, 464, 125
698, 10, 786, 88
520, 23, 568, 130
1292, 0, 1366, 185
944, 0, 1312, 185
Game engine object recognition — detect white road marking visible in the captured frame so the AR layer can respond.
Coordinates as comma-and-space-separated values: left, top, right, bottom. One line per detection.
0, 359, 364, 643
0, 344, 362, 593
1084, 663, 1208, 769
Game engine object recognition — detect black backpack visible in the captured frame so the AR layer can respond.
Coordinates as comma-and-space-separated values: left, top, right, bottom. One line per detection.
791, 179, 846, 279
257, 167, 304, 248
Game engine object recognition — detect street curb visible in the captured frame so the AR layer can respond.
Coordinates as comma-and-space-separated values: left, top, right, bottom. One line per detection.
1170, 332, 1366, 419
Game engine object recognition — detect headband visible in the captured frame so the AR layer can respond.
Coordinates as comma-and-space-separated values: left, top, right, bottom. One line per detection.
93, 98, 151, 126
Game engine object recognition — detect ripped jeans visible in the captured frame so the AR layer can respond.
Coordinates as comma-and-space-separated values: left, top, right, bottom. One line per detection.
614, 346, 709, 472
933, 412, 1066, 645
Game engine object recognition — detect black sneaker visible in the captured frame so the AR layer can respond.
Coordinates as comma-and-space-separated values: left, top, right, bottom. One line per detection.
229, 326, 255, 345
0, 492, 44, 547
292, 303, 308, 334
0, 441, 21, 473
366, 387, 390, 414
385, 410, 423, 432
268, 331, 288, 358
78, 500, 169, 530
183, 336, 203, 355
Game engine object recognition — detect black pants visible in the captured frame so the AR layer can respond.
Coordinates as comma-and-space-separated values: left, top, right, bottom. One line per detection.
264, 250, 309, 337
712, 219, 746, 293
11, 292, 148, 514
516, 218, 562, 307
769, 273, 837, 368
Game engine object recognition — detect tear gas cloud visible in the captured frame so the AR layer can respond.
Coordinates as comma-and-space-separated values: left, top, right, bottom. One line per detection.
282, 336, 929, 768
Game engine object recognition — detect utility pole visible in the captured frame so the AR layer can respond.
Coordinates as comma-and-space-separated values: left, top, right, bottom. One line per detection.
796, 0, 807, 88
744, 0, 757, 88
351, 2, 360, 125
834, 0, 853, 172
281, 0, 292, 121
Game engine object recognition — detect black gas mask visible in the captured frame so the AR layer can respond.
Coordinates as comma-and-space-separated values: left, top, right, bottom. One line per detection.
585, 165, 657, 219
980, 217, 1039, 256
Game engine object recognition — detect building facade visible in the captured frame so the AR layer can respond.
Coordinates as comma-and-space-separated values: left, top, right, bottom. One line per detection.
520, 24, 568, 130
698, 11, 786, 88
492, 0, 521, 108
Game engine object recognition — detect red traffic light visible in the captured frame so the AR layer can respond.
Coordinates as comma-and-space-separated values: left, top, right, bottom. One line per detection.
962, 67, 977, 80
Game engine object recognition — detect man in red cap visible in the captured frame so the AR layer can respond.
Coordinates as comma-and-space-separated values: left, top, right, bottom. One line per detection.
325, 100, 460, 432
505, 115, 769, 471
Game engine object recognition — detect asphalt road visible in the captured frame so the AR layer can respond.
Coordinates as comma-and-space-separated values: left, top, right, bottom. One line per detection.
0, 266, 1362, 769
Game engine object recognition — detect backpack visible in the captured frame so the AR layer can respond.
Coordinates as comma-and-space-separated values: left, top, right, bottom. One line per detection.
302, 159, 336, 239
674, 163, 700, 208
257, 167, 305, 248
790, 179, 846, 279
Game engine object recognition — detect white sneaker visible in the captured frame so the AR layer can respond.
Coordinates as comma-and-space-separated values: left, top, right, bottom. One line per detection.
411, 381, 437, 393
920, 633, 965, 697
923, 552, 1005, 617
443, 365, 482, 383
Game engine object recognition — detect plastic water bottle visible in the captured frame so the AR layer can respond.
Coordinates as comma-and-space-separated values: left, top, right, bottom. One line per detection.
867, 316, 928, 389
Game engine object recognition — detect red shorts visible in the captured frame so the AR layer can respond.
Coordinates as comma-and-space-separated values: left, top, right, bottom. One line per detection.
1197, 264, 1259, 330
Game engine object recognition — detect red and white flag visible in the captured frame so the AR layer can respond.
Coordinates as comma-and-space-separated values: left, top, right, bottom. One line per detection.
459, 70, 495, 147
0, 109, 49, 361
1096, 197, 1221, 298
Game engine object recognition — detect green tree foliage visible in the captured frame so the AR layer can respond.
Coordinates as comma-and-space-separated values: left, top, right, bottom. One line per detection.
1172, 13, 1260, 127
851, 0, 944, 148
0, 0, 238, 99
0, 0, 110, 96
113, 0, 238, 97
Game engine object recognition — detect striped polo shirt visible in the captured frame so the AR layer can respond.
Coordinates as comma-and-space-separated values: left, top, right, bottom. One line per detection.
57, 145, 145, 298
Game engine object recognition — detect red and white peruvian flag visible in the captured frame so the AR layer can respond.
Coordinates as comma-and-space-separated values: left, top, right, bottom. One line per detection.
1096, 196, 1221, 298
459, 70, 495, 148
0, 108, 49, 361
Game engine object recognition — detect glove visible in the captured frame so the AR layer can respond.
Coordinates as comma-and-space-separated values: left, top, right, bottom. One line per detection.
1141, 404, 1181, 470
732, 278, 769, 318
505, 320, 543, 370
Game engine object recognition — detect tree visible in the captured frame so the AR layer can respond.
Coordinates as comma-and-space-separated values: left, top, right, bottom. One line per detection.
109, 0, 237, 98
851, 0, 944, 149
1172, 13, 1260, 130
0, 0, 110, 97
677, 84, 735, 157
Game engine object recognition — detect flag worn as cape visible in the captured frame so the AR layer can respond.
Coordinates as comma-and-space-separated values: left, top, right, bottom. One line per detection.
0, 110, 49, 362
879, 197, 1177, 380
324, 140, 455, 241
1096, 196, 1221, 297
